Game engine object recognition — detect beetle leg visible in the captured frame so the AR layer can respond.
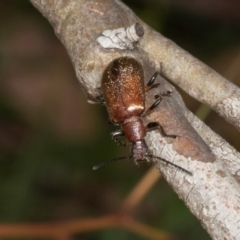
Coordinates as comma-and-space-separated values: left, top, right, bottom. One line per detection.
107, 118, 114, 124
146, 122, 177, 138
111, 130, 128, 147
145, 71, 173, 96
108, 119, 121, 126
143, 90, 173, 117
93, 95, 105, 105
154, 90, 172, 98
143, 96, 163, 117
145, 72, 160, 92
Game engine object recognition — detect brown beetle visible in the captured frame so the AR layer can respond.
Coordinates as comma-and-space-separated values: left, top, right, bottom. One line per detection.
93, 57, 191, 175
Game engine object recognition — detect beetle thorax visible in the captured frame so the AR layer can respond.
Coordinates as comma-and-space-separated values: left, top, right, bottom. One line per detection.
122, 116, 146, 143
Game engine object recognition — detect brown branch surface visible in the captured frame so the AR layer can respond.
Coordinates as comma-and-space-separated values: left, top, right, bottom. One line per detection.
27, 0, 240, 240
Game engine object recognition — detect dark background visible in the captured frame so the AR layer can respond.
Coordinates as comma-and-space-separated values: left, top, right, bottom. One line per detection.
0, 0, 240, 239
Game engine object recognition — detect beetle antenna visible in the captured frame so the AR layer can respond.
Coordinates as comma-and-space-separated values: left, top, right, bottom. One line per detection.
93, 155, 133, 170
147, 154, 192, 175
93, 154, 192, 175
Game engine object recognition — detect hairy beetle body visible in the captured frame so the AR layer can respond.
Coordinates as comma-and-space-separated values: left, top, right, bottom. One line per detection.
102, 57, 147, 160
93, 57, 191, 175
102, 57, 145, 124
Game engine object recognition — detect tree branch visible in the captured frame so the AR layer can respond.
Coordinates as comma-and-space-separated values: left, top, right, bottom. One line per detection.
29, 0, 240, 239
139, 28, 240, 131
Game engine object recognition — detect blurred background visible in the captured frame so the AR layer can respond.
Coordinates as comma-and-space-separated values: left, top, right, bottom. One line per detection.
0, 0, 240, 239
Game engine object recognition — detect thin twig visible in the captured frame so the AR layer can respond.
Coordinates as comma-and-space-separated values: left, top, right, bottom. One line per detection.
120, 167, 161, 213
0, 215, 176, 240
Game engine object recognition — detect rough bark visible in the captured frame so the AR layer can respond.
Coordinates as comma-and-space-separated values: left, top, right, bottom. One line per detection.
29, 0, 240, 239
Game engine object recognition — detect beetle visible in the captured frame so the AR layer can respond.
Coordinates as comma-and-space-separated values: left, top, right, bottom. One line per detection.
93, 57, 191, 175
